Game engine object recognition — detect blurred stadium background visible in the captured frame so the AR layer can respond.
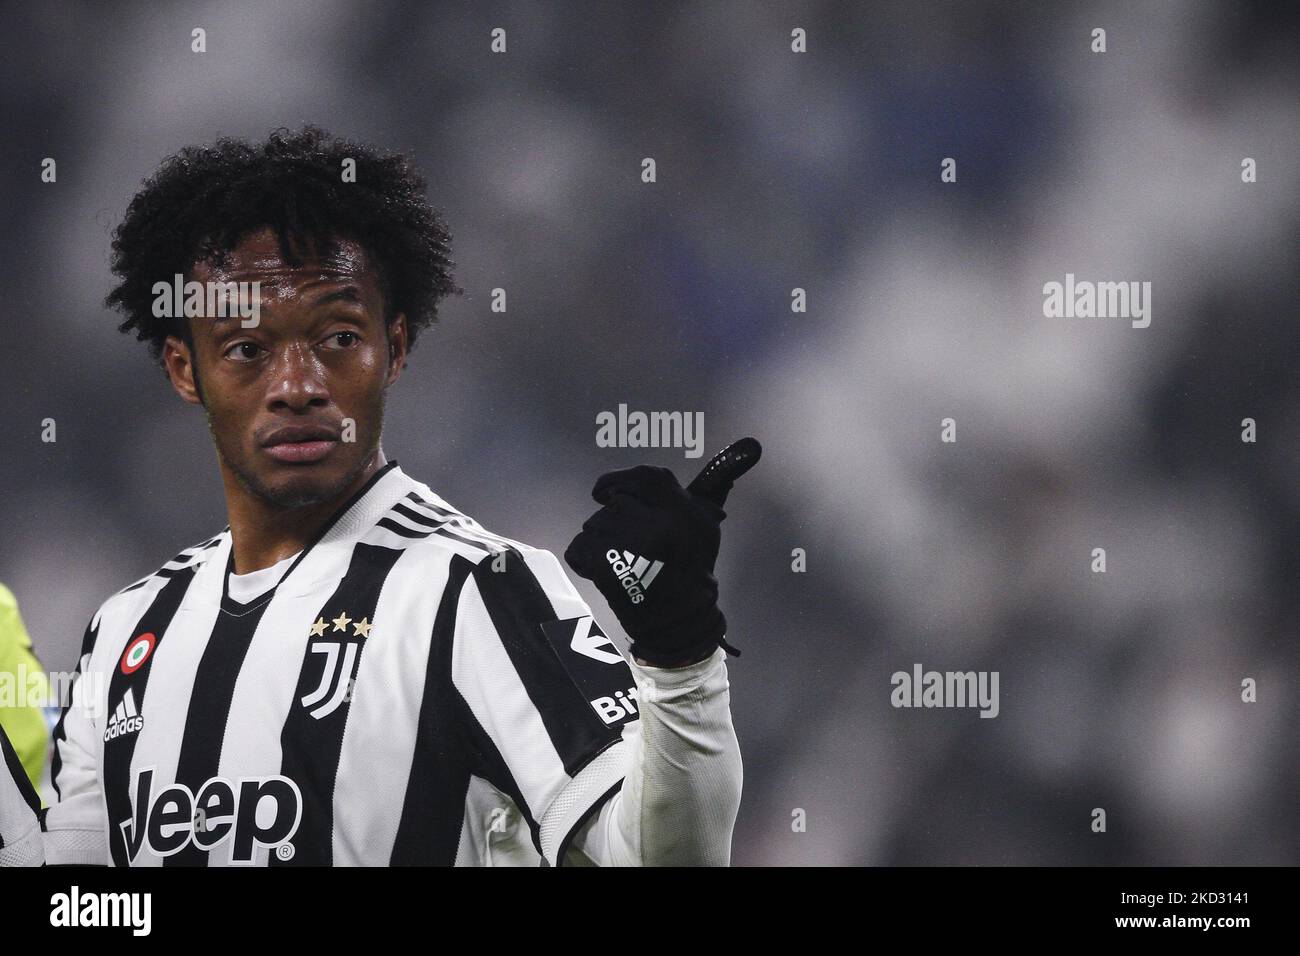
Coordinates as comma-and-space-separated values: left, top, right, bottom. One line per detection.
1, 0, 1296, 864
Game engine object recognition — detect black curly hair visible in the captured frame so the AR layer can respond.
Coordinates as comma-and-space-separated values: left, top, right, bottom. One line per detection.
105, 126, 463, 366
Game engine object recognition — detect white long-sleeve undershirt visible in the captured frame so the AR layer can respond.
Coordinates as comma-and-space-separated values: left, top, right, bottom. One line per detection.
563, 644, 743, 866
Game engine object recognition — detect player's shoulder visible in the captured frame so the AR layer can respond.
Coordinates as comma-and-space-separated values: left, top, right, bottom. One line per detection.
389, 478, 584, 610
386, 479, 539, 566
92, 529, 229, 628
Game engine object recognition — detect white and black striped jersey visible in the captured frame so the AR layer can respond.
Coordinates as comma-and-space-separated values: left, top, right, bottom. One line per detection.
42, 460, 649, 866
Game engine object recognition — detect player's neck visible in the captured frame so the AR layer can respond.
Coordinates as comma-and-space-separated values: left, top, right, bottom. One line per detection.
222, 448, 389, 575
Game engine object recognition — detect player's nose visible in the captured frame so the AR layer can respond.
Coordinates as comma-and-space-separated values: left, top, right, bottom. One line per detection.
265, 343, 330, 410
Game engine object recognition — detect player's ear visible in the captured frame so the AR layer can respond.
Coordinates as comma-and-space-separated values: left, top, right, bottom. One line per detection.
385, 313, 408, 386
162, 333, 204, 406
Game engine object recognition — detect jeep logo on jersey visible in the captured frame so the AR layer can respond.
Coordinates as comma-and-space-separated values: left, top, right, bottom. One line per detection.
120, 768, 302, 864
538, 616, 638, 730
120, 632, 157, 674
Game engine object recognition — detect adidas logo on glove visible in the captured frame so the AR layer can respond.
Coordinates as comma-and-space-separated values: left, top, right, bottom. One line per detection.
566, 439, 761, 666
604, 549, 664, 605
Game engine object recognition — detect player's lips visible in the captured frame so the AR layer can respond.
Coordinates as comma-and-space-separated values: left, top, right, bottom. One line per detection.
261, 424, 341, 464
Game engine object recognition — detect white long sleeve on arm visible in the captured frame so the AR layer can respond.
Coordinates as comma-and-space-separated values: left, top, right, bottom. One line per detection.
565, 644, 743, 866
1, 611, 110, 868
0, 723, 45, 866
39, 616, 111, 866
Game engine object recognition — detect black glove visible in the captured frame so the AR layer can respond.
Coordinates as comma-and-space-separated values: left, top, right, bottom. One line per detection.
564, 438, 761, 667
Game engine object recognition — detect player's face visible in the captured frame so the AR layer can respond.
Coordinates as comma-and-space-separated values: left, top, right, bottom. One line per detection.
168, 228, 406, 509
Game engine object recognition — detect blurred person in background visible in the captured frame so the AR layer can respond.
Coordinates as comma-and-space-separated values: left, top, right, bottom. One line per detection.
0, 583, 51, 795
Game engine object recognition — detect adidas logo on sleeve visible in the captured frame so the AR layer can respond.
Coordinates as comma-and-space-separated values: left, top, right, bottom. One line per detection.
604, 549, 664, 605
103, 689, 143, 742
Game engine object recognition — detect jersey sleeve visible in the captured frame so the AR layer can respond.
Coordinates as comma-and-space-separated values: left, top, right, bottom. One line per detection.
451, 548, 637, 866
42, 613, 111, 865
563, 646, 743, 866
0, 721, 44, 865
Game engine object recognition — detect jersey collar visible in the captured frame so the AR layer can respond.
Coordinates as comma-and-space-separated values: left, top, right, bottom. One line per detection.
183, 460, 416, 612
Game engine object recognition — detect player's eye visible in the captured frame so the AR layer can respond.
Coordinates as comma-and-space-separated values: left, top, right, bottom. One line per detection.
324, 330, 360, 349
224, 341, 263, 361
